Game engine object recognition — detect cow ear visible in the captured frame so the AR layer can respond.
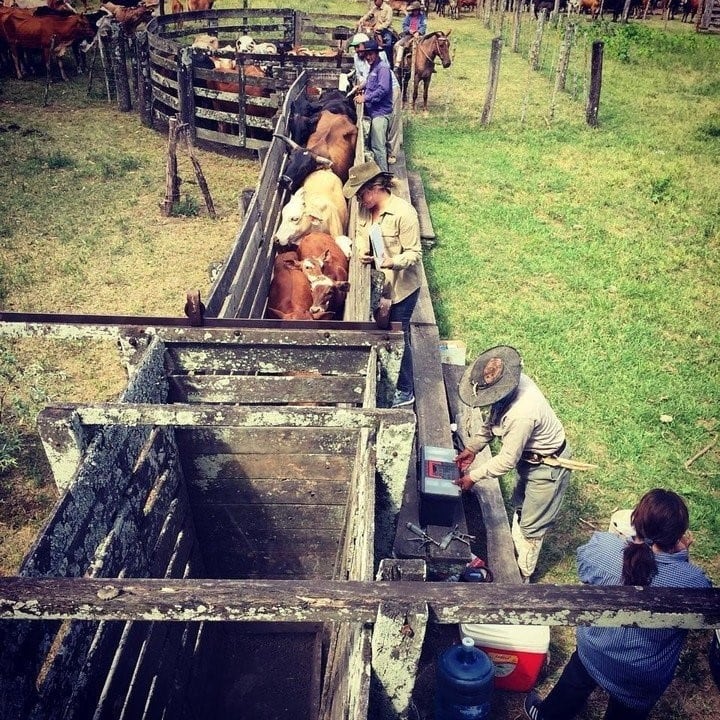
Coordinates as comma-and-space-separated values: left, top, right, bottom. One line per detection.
337, 282, 351, 292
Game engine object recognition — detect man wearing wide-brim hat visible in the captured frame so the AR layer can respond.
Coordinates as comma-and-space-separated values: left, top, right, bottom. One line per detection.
343, 159, 423, 408
394, 1, 427, 71
454, 346, 580, 583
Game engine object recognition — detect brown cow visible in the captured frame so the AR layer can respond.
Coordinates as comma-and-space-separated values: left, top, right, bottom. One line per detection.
266, 252, 334, 321
1, 8, 93, 80
100, 3, 153, 32
295, 231, 349, 283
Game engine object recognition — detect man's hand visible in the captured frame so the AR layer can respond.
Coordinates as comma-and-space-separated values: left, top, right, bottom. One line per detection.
354, 92, 365, 105
455, 448, 476, 473
454, 475, 475, 493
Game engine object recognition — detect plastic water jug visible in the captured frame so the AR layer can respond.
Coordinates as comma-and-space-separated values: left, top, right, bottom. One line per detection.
435, 636, 494, 720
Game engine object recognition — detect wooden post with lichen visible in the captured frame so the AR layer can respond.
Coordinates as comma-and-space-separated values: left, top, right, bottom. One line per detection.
481, 36, 503, 126
529, 9, 546, 72
586, 40, 603, 127
111, 22, 132, 112
162, 117, 180, 216
180, 124, 216, 219
511, 0, 522, 53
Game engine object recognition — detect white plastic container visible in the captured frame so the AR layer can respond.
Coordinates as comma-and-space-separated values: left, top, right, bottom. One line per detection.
608, 509, 635, 540
459, 623, 550, 692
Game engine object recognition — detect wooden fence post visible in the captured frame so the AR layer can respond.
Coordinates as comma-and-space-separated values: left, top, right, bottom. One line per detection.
511, 0, 522, 53
135, 30, 153, 128
481, 36, 503, 126
181, 125, 217, 219
111, 22, 132, 112
177, 46, 195, 138
161, 117, 180, 216
586, 39, 603, 127
529, 9, 546, 72
554, 22, 575, 93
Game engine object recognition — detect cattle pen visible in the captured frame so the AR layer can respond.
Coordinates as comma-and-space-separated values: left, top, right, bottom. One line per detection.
1, 14, 719, 720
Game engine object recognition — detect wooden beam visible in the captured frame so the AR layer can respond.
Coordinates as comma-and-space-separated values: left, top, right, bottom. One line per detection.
45, 402, 415, 430
1, 578, 718, 629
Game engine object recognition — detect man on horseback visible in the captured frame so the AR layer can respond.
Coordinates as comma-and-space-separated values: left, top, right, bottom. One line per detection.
358, 0, 396, 61
393, 1, 427, 71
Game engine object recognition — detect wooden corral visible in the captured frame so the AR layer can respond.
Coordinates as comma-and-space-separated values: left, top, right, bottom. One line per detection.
136, 9, 359, 151
698, 0, 720, 31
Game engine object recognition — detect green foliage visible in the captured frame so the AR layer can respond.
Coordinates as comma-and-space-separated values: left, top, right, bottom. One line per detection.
44, 151, 76, 170
171, 195, 201, 217
86, 152, 142, 180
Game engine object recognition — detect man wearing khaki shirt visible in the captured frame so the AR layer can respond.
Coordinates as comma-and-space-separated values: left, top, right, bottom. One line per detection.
454, 346, 573, 582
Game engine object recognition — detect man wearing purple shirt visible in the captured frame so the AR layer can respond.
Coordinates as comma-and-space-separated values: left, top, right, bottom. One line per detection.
353, 39, 394, 172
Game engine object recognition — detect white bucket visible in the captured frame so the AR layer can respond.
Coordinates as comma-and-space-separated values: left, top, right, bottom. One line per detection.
459, 624, 550, 692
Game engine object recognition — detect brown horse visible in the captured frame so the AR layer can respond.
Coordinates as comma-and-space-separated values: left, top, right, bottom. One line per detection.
395, 31, 452, 111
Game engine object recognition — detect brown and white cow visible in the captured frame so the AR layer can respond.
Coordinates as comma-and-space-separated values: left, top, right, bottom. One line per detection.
266, 252, 334, 321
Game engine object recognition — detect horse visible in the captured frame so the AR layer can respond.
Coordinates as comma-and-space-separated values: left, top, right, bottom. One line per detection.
394, 31, 452, 111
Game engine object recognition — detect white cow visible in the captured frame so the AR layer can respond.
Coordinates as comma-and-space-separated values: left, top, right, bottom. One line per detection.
274, 170, 348, 246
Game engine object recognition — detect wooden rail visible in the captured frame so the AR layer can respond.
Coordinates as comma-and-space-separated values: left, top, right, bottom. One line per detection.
1, 577, 718, 628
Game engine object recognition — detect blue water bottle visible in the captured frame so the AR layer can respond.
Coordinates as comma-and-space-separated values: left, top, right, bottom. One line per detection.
435, 636, 495, 720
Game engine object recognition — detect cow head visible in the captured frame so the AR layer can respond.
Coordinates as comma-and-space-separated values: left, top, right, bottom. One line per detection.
274, 189, 338, 246
309, 280, 350, 319
236, 34, 255, 53
274, 134, 332, 193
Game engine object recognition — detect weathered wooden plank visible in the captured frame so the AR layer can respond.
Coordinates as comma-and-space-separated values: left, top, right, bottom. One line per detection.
443, 363, 521, 584
148, 493, 188, 578
176, 426, 359, 455
186, 476, 350, 506
371, 600, 428, 719
3, 577, 718, 628
164, 343, 372, 375
187, 451, 354, 481
167, 373, 366, 404
59, 402, 416, 431
159, 621, 201, 720
407, 171, 436, 242
20, 426, 152, 578
411, 323, 454, 448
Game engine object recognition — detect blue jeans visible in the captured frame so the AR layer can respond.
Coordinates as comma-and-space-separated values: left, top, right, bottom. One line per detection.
539, 650, 651, 720
390, 288, 419, 395
368, 114, 390, 172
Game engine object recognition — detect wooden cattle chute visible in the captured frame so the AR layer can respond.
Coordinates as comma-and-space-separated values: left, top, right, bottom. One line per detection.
0, 320, 414, 720
698, 0, 720, 31
136, 9, 358, 151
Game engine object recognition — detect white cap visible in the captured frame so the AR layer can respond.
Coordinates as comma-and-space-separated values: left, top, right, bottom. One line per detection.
349, 32, 370, 46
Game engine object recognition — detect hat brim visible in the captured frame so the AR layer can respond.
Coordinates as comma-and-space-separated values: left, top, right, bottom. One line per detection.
458, 346, 522, 407
342, 171, 392, 199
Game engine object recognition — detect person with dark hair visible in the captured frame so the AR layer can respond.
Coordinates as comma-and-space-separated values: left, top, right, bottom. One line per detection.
523, 488, 713, 720
343, 160, 422, 408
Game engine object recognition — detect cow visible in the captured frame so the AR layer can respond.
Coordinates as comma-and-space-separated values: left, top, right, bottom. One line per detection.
1, 7, 93, 80
287, 89, 356, 147
100, 3, 153, 32
186, 0, 213, 9
266, 252, 334, 321
295, 231, 350, 283
274, 172, 348, 246
276, 111, 357, 192
457, 0, 476, 10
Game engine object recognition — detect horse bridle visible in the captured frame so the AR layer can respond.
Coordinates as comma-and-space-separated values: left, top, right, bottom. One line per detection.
417, 34, 448, 65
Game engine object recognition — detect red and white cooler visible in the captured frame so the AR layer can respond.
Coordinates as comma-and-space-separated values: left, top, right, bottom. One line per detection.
459, 623, 550, 692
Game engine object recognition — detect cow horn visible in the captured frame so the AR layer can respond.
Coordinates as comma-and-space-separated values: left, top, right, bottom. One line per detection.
273, 133, 301, 151
314, 154, 333, 168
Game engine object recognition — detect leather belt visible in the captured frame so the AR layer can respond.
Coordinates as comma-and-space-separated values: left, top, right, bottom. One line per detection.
521, 438, 566, 465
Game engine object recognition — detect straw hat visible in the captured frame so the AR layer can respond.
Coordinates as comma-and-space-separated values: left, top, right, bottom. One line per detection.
458, 346, 522, 407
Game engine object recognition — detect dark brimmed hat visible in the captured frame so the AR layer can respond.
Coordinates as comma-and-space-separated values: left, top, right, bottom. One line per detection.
342, 160, 393, 198
408, 1, 423, 10
361, 39, 380, 52
459, 346, 522, 407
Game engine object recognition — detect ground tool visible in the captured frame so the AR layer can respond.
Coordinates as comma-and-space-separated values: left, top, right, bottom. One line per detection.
439, 525, 476, 550
405, 522, 441, 550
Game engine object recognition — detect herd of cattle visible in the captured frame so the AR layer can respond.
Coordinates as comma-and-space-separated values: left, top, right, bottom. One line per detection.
266, 89, 359, 321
